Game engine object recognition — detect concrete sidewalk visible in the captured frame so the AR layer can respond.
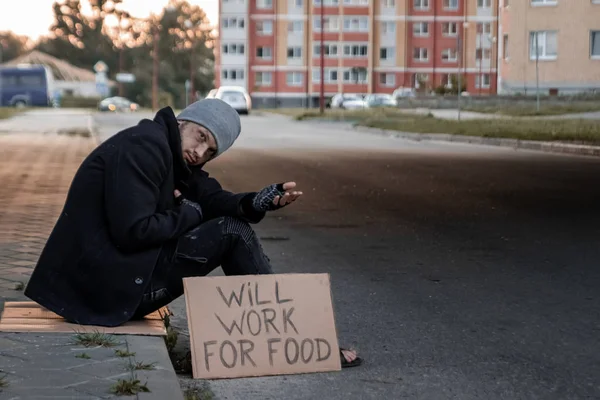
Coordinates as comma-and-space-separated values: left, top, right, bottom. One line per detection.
0, 133, 183, 399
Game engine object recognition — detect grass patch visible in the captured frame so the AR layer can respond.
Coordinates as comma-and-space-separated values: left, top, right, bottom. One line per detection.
110, 378, 150, 395
160, 310, 178, 353
292, 108, 600, 144
57, 128, 91, 138
0, 373, 8, 388
183, 382, 214, 400
13, 281, 25, 291
115, 349, 136, 357
73, 331, 119, 348
129, 361, 156, 371
75, 352, 91, 359
0, 108, 18, 120
464, 103, 600, 116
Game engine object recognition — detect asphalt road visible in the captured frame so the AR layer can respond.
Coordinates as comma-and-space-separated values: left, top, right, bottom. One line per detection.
92, 110, 600, 399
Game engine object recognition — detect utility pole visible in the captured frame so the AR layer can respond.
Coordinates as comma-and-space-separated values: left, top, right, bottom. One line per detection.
152, 29, 159, 111
478, 30, 483, 96
319, 3, 325, 114
457, 34, 462, 122
535, 33, 540, 112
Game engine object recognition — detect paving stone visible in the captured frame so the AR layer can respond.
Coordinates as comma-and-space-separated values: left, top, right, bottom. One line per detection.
0, 135, 184, 399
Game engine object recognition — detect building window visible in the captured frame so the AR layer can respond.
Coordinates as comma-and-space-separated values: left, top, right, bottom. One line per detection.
591, 31, 600, 58
343, 44, 368, 57
287, 46, 303, 58
441, 48, 457, 62
313, 0, 340, 5
380, 47, 394, 60
413, 47, 429, 62
343, 0, 369, 5
313, 16, 340, 32
504, 0, 509, 6
477, 23, 492, 35
255, 72, 272, 86
380, 73, 395, 86
257, 0, 273, 8
442, 22, 458, 36
441, 73, 455, 87
286, 72, 303, 86
295, 0, 303, 6
222, 43, 245, 55
256, 47, 272, 59
382, 0, 396, 6
256, 21, 273, 35
343, 16, 369, 32
288, 21, 303, 33
475, 74, 491, 88
222, 17, 245, 29
413, 22, 429, 36
477, 0, 491, 7
222, 69, 245, 81
343, 68, 367, 83
503, 34, 509, 59
414, 0, 429, 9
314, 44, 338, 56
312, 68, 338, 83
382, 21, 396, 34
530, 31, 558, 60
531, 0, 557, 5
476, 48, 492, 61
413, 73, 429, 88
443, 0, 458, 9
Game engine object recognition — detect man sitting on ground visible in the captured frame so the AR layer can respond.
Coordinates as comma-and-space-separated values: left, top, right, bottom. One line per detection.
25, 98, 361, 368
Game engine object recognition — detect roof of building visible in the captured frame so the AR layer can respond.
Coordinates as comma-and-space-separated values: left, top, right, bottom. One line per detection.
0, 51, 104, 83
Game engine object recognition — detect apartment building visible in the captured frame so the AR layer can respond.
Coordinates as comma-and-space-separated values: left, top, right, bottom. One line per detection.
217, 0, 500, 107
498, 0, 600, 95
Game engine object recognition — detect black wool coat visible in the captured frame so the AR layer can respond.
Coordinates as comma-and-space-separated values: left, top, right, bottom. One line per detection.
25, 107, 262, 327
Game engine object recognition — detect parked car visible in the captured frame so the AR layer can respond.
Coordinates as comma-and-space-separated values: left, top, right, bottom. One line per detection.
98, 96, 139, 112
205, 86, 251, 114
364, 94, 398, 108
392, 87, 417, 99
330, 93, 367, 110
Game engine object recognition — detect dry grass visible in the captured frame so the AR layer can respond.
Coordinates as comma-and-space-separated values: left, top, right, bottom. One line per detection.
0, 108, 18, 120
274, 108, 600, 144
110, 378, 150, 395
464, 103, 600, 116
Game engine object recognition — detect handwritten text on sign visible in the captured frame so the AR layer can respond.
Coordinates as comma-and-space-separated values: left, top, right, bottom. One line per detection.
183, 273, 341, 379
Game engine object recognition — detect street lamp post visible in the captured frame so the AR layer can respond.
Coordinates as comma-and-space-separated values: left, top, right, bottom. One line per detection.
319, 4, 325, 114
457, 21, 470, 122
184, 19, 196, 106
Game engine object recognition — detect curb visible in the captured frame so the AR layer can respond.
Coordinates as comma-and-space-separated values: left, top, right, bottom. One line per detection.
352, 125, 600, 158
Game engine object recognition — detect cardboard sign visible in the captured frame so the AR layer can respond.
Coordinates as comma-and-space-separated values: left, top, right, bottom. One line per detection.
183, 273, 341, 379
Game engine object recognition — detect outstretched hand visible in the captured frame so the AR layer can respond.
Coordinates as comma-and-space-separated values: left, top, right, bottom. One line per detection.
252, 181, 303, 212
273, 182, 303, 207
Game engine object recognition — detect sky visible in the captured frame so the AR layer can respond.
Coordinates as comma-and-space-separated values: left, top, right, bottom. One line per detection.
0, 0, 219, 41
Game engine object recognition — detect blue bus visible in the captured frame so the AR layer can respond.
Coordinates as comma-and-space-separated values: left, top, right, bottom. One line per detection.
0, 64, 54, 107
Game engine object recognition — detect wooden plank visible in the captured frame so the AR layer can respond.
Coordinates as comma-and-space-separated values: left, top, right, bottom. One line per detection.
2, 302, 169, 320
2, 308, 63, 319
0, 319, 166, 335
4, 301, 41, 308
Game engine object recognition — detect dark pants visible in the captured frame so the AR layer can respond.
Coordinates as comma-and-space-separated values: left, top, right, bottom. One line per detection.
132, 216, 273, 319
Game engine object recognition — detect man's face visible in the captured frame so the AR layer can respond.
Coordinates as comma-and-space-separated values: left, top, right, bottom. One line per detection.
178, 121, 218, 166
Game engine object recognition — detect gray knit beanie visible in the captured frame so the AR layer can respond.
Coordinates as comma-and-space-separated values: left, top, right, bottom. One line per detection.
176, 98, 241, 158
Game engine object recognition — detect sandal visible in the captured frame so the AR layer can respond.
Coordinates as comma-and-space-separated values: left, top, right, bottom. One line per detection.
340, 347, 363, 368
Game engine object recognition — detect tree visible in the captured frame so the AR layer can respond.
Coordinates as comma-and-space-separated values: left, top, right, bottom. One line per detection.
153, 0, 215, 106
0, 31, 30, 63
36, 0, 123, 71
33, 0, 215, 108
